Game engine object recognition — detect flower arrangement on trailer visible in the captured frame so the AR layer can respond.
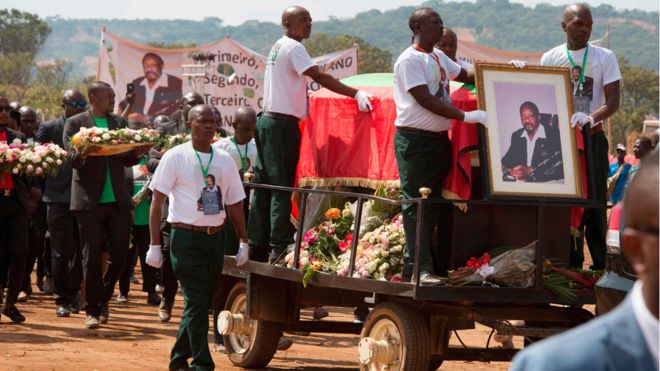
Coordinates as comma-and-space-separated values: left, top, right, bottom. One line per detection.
0, 140, 68, 176
284, 198, 406, 285
157, 133, 223, 152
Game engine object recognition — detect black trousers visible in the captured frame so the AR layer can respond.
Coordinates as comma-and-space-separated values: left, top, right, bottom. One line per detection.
160, 220, 179, 305
119, 225, 156, 296
22, 201, 48, 292
47, 202, 82, 306
0, 194, 29, 307
76, 203, 131, 316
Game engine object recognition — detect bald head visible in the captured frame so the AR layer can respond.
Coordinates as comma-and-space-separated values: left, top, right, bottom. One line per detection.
436, 28, 458, 61
562, 3, 593, 49
281, 6, 312, 41
19, 105, 38, 137
181, 92, 205, 122
187, 104, 213, 123
562, 3, 591, 23
409, 7, 436, 33
235, 107, 256, 125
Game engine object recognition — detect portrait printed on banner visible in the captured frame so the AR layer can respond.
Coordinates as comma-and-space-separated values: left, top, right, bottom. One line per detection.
476, 63, 583, 200
120, 52, 183, 121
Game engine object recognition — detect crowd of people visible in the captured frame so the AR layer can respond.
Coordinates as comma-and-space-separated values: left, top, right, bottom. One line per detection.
0, 3, 657, 371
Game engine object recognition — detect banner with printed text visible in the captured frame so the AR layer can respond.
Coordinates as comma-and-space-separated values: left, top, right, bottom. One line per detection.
97, 30, 357, 132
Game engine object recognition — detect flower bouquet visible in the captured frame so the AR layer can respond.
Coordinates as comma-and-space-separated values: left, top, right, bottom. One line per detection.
337, 214, 406, 282
71, 127, 160, 156
448, 241, 537, 288
284, 203, 354, 286
0, 140, 68, 177
156, 133, 223, 153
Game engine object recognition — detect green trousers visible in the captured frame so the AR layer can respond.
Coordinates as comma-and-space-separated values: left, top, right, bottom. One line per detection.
570, 131, 608, 270
394, 130, 452, 275
169, 228, 224, 371
248, 115, 301, 260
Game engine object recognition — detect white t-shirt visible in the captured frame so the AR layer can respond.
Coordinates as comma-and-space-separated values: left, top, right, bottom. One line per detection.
541, 43, 621, 124
394, 46, 462, 132
150, 141, 245, 226
213, 136, 257, 175
263, 36, 316, 120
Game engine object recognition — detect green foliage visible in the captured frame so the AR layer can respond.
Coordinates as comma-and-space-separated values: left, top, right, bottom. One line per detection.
0, 9, 51, 56
304, 33, 392, 73
35, 0, 658, 78
610, 58, 660, 146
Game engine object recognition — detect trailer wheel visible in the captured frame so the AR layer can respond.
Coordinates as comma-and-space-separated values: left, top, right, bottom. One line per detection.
358, 302, 430, 371
221, 281, 282, 368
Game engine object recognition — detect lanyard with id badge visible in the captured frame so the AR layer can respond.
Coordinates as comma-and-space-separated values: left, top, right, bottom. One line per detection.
566, 45, 590, 114
195, 149, 222, 215
231, 136, 249, 178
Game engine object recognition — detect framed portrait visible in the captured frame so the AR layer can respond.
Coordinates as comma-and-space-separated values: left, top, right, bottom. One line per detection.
475, 62, 584, 200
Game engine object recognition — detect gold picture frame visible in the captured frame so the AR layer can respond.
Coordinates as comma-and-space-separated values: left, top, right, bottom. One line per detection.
474, 62, 583, 200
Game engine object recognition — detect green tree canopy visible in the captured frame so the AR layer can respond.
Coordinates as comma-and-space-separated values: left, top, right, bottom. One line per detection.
304, 33, 392, 73
610, 58, 659, 146
0, 8, 51, 56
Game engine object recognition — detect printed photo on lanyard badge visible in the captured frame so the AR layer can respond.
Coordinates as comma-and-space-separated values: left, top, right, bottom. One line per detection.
566, 45, 593, 114
195, 149, 223, 215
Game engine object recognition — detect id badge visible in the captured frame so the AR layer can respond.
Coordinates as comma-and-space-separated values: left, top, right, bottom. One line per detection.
573, 95, 590, 114
200, 188, 222, 215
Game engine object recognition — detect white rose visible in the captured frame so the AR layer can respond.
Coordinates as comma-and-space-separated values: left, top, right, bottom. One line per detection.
42, 162, 48, 168
33, 156, 42, 163
56, 159, 63, 165
46, 157, 54, 163
12, 168, 19, 174
26, 164, 33, 173
379, 262, 390, 273
93, 137, 101, 143
134, 135, 142, 141
12, 138, 22, 145
19, 156, 26, 163
102, 133, 111, 140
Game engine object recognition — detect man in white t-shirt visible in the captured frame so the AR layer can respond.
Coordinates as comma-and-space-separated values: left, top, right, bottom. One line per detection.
146, 105, 247, 370
540, 3, 621, 270
249, 5, 373, 264
394, 7, 487, 285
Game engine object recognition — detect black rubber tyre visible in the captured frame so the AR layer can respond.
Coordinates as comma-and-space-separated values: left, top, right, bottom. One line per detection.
222, 281, 283, 369
359, 301, 431, 371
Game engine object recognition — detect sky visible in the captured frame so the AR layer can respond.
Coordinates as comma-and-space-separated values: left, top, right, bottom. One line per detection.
2, 0, 658, 25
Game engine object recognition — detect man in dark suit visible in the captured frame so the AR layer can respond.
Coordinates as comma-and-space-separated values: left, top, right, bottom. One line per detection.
34, 89, 87, 317
501, 101, 564, 182
63, 81, 150, 329
145, 91, 204, 323
120, 53, 182, 121
511, 151, 658, 371
0, 95, 41, 323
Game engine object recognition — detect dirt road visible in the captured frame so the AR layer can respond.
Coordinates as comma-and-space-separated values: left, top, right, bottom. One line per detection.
1, 275, 517, 370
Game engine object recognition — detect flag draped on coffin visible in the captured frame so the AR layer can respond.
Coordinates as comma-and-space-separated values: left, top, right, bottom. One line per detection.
297, 73, 479, 202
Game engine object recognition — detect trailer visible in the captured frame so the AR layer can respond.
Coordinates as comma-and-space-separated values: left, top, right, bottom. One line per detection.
215, 183, 597, 371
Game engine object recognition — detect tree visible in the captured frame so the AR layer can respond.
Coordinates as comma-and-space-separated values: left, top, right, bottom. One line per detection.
304, 33, 392, 73
610, 58, 659, 148
0, 9, 52, 101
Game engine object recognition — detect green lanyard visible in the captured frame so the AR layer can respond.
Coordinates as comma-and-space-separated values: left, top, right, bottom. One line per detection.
231, 136, 249, 172
194, 148, 214, 186
565, 44, 589, 95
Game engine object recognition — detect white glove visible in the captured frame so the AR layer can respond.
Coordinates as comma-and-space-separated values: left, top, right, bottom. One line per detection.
146, 244, 163, 268
463, 110, 488, 126
236, 242, 250, 267
354, 90, 374, 112
570, 112, 595, 128
509, 60, 527, 69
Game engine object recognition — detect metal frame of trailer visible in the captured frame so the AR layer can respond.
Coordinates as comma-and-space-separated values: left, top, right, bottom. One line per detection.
215, 184, 598, 370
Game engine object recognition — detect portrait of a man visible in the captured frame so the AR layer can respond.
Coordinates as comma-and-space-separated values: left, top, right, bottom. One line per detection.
570, 65, 594, 100
501, 101, 564, 183
197, 174, 223, 213
121, 52, 183, 120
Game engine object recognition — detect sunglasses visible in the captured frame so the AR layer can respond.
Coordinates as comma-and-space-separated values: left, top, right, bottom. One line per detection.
0, 105, 11, 113
66, 101, 87, 109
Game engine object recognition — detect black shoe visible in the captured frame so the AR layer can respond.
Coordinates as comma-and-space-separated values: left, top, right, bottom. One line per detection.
159, 301, 172, 323
56, 304, 71, 317
36, 276, 45, 292
268, 249, 288, 265
85, 315, 100, 329
130, 273, 140, 285
147, 292, 161, 306
276, 338, 293, 351
69, 297, 81, 314
2, 305, 26, 323
100, 304, 109, 324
